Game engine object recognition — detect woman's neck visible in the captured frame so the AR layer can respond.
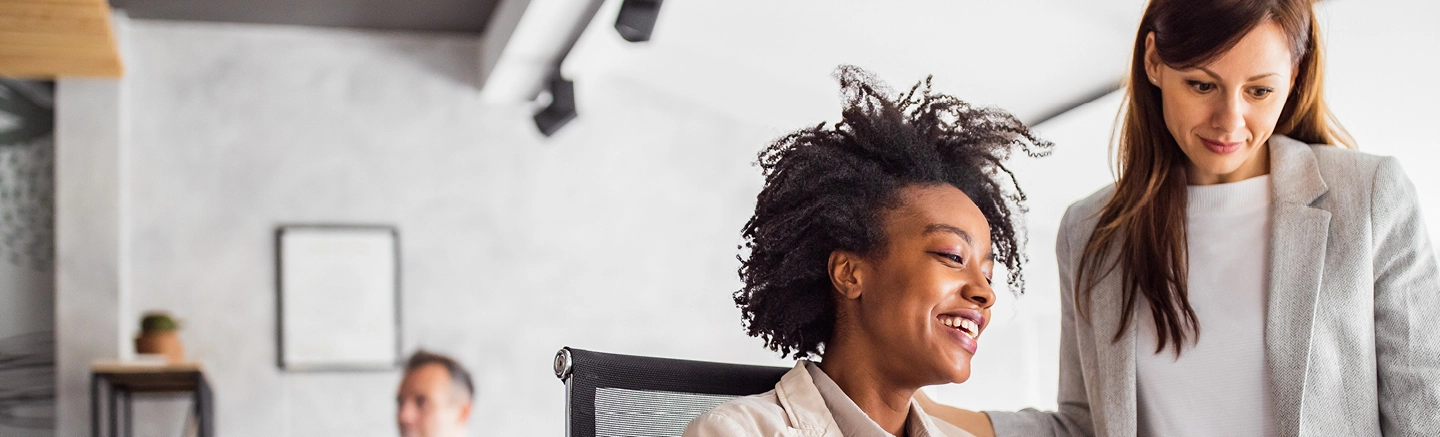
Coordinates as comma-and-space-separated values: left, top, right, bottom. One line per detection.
818, 340, 918, 436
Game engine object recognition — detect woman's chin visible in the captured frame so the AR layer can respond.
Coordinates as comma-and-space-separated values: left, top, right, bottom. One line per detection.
945, 367, 973, 385
1184, 147, 1261, 182
933, 356, 973, 385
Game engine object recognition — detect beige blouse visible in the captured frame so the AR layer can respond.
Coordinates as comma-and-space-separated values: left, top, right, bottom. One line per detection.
683, 360, 975, 437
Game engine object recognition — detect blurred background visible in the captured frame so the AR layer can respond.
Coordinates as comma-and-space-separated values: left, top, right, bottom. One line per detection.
0, 0, 1436, 435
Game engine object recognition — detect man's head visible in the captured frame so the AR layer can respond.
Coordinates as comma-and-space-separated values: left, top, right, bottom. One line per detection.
396, 351, 474, 437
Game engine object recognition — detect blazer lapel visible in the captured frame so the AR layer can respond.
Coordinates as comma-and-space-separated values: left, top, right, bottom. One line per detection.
1264, 136, 1331, 437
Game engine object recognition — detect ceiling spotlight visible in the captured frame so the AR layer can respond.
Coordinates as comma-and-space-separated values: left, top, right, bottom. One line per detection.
614, 0, 663, 42
533, 74, 577, 137
530, 0, 663, 136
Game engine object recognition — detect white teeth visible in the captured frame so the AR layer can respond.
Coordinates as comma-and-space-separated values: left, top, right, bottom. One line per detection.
961, 319, 979, 337
939, 316, 979, 340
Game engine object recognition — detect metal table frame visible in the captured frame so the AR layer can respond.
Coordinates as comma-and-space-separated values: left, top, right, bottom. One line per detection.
90, 368, 212, 437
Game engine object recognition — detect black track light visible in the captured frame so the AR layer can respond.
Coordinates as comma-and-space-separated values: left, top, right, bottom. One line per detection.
614, 0, 663, 42
533, 74, 577, 137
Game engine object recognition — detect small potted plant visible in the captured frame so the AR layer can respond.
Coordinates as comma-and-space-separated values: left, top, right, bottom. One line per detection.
135, 311, 185, 363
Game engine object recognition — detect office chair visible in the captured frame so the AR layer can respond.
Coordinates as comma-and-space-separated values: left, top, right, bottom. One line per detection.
554, 347, 790, 437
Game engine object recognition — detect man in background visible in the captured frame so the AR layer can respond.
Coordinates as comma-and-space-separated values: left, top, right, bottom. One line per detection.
397, 350, 474, 437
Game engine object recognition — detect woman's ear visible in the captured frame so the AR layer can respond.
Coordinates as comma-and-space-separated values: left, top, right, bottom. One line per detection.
1144, 31, 1162, 86
828, 250, 865, 300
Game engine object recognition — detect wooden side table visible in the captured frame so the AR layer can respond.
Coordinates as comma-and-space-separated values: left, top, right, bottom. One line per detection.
90, 362, 213, 437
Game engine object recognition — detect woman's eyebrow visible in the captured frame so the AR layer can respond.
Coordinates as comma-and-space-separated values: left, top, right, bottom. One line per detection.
923, 223, 972, 244
1197, 67, 1280, 82
926, 223, 995, 263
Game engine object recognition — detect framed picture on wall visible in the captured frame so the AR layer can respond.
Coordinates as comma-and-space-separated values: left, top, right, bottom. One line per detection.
276, 225, 400, 371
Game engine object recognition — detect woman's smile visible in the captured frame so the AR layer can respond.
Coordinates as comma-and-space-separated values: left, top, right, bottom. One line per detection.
1200, 137, 1243, 155
937, 310, 985, 355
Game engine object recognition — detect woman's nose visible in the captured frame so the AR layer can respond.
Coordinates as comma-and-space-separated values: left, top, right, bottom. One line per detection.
963, 272, 996, 309
1211, 93, 1247, 133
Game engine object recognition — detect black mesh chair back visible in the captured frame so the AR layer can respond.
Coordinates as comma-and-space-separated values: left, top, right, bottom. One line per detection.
554, 347, 790, 437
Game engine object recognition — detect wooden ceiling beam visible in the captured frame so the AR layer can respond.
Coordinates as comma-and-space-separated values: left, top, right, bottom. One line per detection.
0, 0, 122, 78
0, 3, 112, 35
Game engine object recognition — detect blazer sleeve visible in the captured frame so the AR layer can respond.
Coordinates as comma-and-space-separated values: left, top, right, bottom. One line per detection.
1370, 157, 1440, 434
983, 203, 1094, 437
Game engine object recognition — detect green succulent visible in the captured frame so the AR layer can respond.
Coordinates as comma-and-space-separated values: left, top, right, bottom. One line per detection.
140, 312, 180, 332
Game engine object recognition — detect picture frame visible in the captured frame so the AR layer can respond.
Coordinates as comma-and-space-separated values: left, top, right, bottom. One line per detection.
275, 225, 401, 371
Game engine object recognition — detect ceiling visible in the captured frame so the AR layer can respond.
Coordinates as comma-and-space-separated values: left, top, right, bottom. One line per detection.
104, 0, 1152, 128
553, 0, 1150, 129
109, 0, 504, 33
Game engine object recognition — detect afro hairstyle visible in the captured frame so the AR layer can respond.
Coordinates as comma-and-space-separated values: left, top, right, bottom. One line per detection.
734, 65, 1052, 359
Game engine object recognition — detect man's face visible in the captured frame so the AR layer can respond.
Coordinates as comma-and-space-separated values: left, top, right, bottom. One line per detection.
397, 364, 471, 437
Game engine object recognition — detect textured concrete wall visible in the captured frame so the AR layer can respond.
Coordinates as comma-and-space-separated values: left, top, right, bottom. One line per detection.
55, 76, 129, 437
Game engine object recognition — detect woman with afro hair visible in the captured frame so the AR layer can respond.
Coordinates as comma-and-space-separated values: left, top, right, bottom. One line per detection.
683, 66, 1051, 437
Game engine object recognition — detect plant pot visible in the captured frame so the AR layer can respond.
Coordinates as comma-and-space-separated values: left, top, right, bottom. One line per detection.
135, 330, 185, 363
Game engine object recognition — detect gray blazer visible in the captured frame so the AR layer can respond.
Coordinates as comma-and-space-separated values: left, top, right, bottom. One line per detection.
986, 135, 1440, 437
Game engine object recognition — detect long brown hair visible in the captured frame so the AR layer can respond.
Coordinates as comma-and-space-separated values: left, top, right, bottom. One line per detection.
1078, 0, 1352, 354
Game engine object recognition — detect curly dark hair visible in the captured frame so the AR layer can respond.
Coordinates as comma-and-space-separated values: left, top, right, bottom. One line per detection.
734, 66, 1052, 359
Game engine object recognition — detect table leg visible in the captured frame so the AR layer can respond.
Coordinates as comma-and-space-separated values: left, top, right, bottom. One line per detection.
108, 381, 118, 437
91, 374, 102, 437
195, 373, 213, 437
123, 390, 133, 437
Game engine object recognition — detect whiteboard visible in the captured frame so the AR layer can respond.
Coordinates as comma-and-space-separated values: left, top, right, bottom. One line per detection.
277, 226, 399, 371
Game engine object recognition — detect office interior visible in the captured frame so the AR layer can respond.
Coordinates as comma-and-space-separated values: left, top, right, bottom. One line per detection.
0, 0, 1437, 435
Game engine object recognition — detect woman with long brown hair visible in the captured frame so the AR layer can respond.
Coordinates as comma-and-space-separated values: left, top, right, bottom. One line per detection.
920, 0, 1440, 435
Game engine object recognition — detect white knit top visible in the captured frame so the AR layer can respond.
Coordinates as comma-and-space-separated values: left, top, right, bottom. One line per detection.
1135, 174, 1275, 436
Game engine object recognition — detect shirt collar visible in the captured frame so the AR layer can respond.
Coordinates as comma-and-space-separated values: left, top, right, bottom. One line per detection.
802, 361, 942, 437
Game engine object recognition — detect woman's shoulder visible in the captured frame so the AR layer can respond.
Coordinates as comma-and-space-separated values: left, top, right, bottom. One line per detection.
1057, 184, 1115, 236
1069, 185, 1116, 218
1273, 136, 1424, 233
683, 390, 788, 436
1309, 144, 1392, 180
1277, 135, 1397, 188
1280, 137, 1417, 210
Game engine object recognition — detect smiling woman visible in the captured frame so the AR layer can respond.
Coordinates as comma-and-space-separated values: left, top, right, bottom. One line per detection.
681, 66, 1050, 437
922, 0, 1440, 436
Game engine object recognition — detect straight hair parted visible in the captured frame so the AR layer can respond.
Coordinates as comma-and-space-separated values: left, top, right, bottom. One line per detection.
1078, 0, 1352, 354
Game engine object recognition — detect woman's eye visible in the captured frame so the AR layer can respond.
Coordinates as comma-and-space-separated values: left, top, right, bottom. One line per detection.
1187, 80, 1215, 92
1249, 87, 1274, 98
933, 252, 964, 264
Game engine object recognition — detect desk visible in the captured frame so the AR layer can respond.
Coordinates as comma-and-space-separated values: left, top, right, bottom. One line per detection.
90, 362, 212, 437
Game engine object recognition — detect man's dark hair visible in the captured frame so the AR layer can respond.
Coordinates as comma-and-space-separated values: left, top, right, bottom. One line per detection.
404, 350, 475, 400
735, 66, 1052, 360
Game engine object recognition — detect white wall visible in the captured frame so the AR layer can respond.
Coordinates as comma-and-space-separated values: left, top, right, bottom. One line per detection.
65, 0, 1440, 434
55, 75, 132, 437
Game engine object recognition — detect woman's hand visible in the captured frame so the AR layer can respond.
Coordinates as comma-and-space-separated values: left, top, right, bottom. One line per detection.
913, 389, 997, 437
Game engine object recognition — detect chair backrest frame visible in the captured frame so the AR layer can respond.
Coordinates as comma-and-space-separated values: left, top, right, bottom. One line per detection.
554, 347, 791, 437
